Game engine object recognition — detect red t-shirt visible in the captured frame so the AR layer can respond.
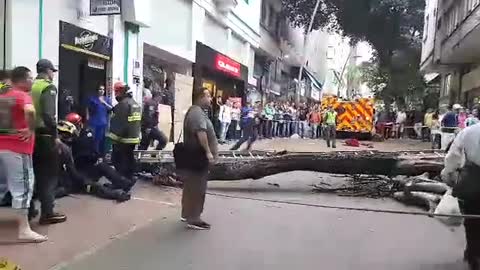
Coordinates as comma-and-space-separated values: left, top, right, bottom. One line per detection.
0, 88, 35, 154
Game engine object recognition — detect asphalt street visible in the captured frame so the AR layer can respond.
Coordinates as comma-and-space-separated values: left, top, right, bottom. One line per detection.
61, 171, 468, 270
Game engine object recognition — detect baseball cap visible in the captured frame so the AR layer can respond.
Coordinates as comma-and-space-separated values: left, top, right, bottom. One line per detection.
36, 59, 58, 72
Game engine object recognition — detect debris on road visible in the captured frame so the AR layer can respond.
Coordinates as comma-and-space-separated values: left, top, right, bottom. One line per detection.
312, 172, 450, 212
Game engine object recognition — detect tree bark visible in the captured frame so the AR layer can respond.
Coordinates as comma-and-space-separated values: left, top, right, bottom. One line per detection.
146, 151, 444, 181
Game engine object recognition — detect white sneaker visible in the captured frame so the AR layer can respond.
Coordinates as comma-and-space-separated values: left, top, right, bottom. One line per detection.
180, 217, 187, 222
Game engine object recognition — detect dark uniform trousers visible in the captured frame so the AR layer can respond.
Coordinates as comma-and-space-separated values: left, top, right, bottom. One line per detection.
111, 143, 136, 181
231, 121, 257, 151
32, 134, 59, 216
180, 169, 208, 222
456, 164, 480, 269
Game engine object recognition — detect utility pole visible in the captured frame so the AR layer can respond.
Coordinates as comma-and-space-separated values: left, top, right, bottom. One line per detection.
296, 0, 321, 105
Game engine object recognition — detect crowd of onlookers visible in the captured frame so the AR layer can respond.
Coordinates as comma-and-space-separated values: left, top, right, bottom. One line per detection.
376, 104, 480, 141
212, 99, 328, 143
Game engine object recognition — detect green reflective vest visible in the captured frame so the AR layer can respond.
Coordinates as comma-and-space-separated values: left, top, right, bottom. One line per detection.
325, 111, 337, 125
31, 79, 52, 128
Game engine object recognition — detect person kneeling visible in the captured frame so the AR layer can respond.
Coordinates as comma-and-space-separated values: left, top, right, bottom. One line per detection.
56, 118, 132, 202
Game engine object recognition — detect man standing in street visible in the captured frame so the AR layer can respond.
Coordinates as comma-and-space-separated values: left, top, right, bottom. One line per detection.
180, 88, 218, 230
31, 59, 67, 224
0, 67, 47, 242
139, 90, 168, 150
231, 102, 257, 151
324, 106, 337, 148
442, 123, 480, 270
108, 82, 141, 186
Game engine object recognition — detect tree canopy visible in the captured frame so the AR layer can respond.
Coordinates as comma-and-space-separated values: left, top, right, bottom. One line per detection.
282, 0, 430, 108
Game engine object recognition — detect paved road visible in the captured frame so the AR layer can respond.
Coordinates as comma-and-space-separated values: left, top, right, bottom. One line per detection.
61, 172, 468, 270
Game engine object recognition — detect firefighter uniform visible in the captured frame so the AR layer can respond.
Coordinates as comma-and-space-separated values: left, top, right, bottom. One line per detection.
57, 121, 132, 202
107, 83, 141, 182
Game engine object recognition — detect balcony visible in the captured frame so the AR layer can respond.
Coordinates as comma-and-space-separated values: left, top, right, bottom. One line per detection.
213, 0, 238, 13
440, 7, 480, 64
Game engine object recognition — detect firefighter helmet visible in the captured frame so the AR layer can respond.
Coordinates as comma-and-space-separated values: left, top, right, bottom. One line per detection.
65, 112, 82, 126
57, 120, 78, 137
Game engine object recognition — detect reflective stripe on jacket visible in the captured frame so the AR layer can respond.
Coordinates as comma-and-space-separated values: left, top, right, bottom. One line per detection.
108, 97, 141, 144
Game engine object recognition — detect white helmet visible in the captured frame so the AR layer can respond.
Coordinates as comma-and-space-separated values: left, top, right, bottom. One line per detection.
453, 104, 462, 110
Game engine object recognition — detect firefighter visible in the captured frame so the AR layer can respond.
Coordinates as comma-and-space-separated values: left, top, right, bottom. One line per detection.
30, 59, 66, 224
107, 82, 141, 183
56, 116, 132, 202
139, 90, 168, 151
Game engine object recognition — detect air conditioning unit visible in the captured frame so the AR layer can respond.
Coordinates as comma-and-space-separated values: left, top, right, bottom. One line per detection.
214, 0, 238, 13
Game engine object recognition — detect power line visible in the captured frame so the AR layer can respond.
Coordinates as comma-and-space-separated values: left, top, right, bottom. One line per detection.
207, 192, 480, 219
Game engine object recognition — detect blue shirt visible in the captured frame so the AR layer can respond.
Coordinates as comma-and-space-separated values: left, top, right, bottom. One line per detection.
88, 96, 111, 126
442, 112, 458, 128
241, 107, 254, 127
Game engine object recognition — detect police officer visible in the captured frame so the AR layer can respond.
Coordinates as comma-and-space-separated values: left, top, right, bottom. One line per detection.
107, 82, 141, 182
442, 124, 480, 270
30, 59, 66, 224
56, 118, 131, 202
139, 90, 168, 150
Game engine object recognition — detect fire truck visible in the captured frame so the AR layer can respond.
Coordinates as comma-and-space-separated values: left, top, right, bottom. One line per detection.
321, 95, 375, 138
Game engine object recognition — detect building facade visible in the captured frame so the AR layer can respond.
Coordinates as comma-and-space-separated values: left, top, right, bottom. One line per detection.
1, 0, 149, 118
421, 0, 480, 108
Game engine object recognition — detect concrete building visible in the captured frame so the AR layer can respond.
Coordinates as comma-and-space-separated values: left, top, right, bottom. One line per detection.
322, 34, 373, 99
421, 0, 480, 108
253, 0, 326, 103
1, 0, 149, 117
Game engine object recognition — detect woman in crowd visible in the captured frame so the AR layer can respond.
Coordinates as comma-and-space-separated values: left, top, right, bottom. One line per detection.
458, 107, 468, 129
218, 99, 232, 144
86, 85, 112, 156
228, 102, 241, 141
308, 105, 322, 139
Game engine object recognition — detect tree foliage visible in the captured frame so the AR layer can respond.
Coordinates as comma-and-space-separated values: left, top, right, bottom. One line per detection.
282, 0, 427, 107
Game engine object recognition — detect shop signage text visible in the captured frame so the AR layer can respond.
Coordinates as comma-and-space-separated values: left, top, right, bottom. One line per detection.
90, 0, 121, 15
215, 54, 241, 78
60, 21, 112, 60
75, 32, 99, 50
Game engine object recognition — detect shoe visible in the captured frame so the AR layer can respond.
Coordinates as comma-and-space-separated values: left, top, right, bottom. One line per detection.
180, 217, 187, 222
115, 191, 131, 203
187, 221, 211, 230
332, 145, 337, 148
28, 208, 39, 221
39, 213, 67, 225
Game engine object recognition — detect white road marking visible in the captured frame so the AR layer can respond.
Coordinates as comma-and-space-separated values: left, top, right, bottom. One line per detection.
132, 197, 176, 206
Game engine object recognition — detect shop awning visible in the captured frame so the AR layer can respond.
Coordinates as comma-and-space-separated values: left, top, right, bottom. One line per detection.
303, 68, 323, 91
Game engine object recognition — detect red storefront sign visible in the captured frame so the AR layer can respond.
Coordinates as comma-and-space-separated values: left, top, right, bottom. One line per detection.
215, 54, 241, 78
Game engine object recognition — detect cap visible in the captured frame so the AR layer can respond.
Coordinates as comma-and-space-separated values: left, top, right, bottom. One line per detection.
36, 59, 58, 72
453, 104, 462, 110
114, 82, 131, 96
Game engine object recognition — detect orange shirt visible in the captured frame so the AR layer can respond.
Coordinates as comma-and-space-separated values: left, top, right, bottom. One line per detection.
309, 111, 322, 124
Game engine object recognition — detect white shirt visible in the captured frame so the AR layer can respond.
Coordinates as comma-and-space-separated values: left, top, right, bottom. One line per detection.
396, 112, 406, 124
443, 123, 480, 176
219, 105, 232, 123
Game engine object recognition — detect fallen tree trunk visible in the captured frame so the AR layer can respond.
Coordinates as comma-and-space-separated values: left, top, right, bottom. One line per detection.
209, 152, 443, 180
145, 151, 444, 182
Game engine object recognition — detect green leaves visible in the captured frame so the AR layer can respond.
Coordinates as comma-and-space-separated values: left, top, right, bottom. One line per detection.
283, 0, 427, 107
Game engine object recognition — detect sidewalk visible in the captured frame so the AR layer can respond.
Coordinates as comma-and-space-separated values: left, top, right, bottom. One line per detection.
0, 181, 181, 270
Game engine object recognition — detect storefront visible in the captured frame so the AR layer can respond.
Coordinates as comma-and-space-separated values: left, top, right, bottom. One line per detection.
194, 42, 248, 107
58, 21, 113, 119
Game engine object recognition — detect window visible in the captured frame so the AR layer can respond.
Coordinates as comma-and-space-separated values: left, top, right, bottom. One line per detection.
443, 74, 452, 97
261, 1, 268, 26
423, 14, 429, 42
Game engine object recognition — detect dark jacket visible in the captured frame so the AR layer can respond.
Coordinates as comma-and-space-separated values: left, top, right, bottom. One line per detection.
72, 128, 99, 168
141, 98, 159, 129
107, 96, 141, 144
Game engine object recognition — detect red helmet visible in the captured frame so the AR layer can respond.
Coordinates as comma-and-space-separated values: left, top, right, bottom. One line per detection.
65, 112, 82, 126
114, 82, 130, 96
